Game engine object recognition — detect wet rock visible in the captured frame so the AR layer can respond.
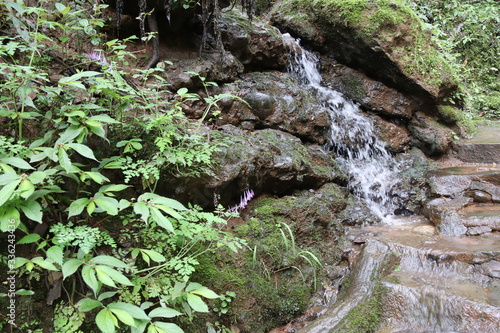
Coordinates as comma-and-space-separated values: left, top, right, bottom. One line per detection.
429, 174, 473, 198
409, 112, 454, 156
270, 0, 462, 107
424, 197, 500, 236
464, 190, 493, 203
467, 226, 492, 236
320, 60, 419, 120
219, 72, 330, 144
476, 260, 500, 279
428, 167, 500, 202
220, 9, 289, 71
389, 149, 432, 214
453, 124, 500, 163
423, 197, 472, 236
340, 198, 382, 226
371, 116, 412, 153
162, 126, 346, 206
166, 52, 244, 90
461, 204, 500, 232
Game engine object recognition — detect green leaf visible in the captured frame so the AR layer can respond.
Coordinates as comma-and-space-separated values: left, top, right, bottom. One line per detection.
14, 257, 30, 269
0, 173, 20, 185
95, 265, 134, 286
118, 199, 131, 210
28, 171, 47, 184
94, 196, 119, 215
152, 322, 184, 333
149, 207, 174, 232
133, 201, 150, 223
17, 233, 41, 245
19, 199, 43, 223
0, 163, 16, 176
0, 178, 21, 206
15, 289, 34, 296
82, 265, 99, 295
62, 259, 83, 279
57, 127, 83, 145
67, 198, 90, 218
18, 179, 35, 199
58, 147, 79, 173
66, 143, 98, 161
98, 291, 117, 302
186, 293, 209, 313
87, 200, 96, 215
154, 205, 184, 220
0, 157, 34, 169
108, 302, 149, 321
77, 298, 103, 312
109, 307, 136, 327
47, 246, 64, 266
31, 257, 58, 271
85, 171, 109, 184
140, 249, 166, 263
140, 193, 187, 211
100, 184, 131, 193
91, 255, 129, 268
63, 71, 102, 82
0, 206, 20, 232
148, 307, 182, 319
88, 114, 120, 124
95, 308, 116, 333
95, 266, 117, 288
188, 286, 219, 299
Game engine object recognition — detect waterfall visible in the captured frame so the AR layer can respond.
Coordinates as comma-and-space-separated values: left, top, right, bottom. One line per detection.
286, 37, 401, 220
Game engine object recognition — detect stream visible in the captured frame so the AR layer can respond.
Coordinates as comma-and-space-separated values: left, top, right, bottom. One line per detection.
283, 38, 500, 332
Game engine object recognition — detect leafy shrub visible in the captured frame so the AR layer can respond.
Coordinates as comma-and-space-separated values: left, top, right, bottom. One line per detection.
410, 0, 500, 117
0, 1, 245, 332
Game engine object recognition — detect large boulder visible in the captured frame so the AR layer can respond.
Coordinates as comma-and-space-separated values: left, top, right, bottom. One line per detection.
320, 58, 419, 120
160, 126, 346, 207
218, 72, 331, 144
219, 9, 291, 71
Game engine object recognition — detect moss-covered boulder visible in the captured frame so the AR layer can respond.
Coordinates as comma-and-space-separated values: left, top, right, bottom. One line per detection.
219, 9, 290, 71
190, 183, 349, 332
270, 0, 461, 105
160, 126, 346, 207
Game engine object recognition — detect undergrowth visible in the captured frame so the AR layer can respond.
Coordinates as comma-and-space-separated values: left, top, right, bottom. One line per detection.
0, 1, 246, 332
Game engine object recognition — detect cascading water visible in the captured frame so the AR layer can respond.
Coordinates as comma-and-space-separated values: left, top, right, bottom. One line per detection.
286, 38, 401, 220
282, 36, 500, 333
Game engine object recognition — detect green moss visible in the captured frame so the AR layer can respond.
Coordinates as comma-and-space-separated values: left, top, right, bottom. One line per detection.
437, 104, 477, 137
272, 0, 460, 95
341, 72, 367, 101
335, 283, 385, 333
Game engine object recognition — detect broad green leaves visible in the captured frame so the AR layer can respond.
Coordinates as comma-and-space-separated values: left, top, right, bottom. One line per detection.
134, 193, 187, 231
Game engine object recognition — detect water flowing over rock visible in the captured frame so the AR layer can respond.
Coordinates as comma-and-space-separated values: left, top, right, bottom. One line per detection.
295, 219, 500, 332
287, 39, 403, 219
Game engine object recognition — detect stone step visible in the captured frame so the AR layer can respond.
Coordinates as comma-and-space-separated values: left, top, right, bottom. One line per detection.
428, 165, 500, 201
362, 221, 500, 332
424, 198, 500, 236
453, 123, 500, 163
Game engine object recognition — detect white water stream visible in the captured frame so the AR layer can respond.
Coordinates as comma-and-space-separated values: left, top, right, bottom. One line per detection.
287, 39, 400, 220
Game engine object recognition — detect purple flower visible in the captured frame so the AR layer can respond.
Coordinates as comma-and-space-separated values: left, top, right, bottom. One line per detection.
84, 50, 113, 73
227, 189, 255, 214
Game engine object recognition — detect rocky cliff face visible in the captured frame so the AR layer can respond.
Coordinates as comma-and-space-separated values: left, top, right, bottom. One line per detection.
111, 3, 477, 330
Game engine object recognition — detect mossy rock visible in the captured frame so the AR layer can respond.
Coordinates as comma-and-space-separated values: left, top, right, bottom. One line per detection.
190, 184, 349, 332
270, 0, 462, 105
